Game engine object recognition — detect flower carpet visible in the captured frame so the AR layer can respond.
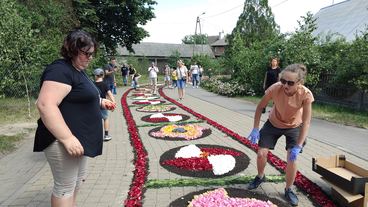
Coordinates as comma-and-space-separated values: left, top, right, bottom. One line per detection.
120, 87, 337, 207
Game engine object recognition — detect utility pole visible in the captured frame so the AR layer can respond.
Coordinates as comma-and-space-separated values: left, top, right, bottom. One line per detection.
192, 12, 205, 57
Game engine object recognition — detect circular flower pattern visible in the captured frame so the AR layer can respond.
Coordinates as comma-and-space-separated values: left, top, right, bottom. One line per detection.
149, 124, 211, 141
132, 100, 166, 105
131, 93, 151, 97
132, 95, 160, 100
160, 144, 249, 178
170, 188, 288, 207
141, 113, 190, 123
137, 105, 176, 113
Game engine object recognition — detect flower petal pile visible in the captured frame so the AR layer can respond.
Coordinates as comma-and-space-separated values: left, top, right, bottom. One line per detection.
188, 188, 276, 207
150, 124, 210, 140
137, 104, 176, 112
141, 113, 190, 123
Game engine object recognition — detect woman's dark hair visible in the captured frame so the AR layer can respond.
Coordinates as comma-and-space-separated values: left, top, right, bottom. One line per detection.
60, 29, 98, 60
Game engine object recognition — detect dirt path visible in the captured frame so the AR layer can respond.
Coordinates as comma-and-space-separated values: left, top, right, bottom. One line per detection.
0, 122, 37, 159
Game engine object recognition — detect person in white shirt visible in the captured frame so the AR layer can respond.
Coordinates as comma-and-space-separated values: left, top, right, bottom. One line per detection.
176, 59, 188, 100
190, 62, 200, 88
148, 62, 159, 94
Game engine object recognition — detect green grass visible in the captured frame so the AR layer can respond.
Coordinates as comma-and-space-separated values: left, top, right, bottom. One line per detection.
237, 96, 368, 129
0, 98, 38, 124
0, 134, 24, 153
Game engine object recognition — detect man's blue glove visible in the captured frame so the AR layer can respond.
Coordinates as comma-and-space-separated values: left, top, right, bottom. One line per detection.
289, 145, 302, 162
248, 128, 260, 144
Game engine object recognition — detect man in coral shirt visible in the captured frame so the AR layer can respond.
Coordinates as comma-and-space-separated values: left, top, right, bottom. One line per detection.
247, 64, 314, 206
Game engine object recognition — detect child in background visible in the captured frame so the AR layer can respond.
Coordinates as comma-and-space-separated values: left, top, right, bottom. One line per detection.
93, 68, 116, 141
171, 67, 178, 89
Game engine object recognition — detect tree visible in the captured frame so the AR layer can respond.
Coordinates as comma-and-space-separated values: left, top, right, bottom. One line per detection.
182, 34, 208, 44
282, 12, 321, 89
227, 0, 279, 48
73, 0, 156, 54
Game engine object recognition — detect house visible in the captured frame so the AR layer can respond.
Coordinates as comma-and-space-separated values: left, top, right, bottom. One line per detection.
207, 32, 228, 57
117, 42, 214, 68
313, 0, 368, 41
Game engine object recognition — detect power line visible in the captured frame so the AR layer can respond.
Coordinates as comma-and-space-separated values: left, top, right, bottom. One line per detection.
203, 3, 244, 19
271, 0, 289, 8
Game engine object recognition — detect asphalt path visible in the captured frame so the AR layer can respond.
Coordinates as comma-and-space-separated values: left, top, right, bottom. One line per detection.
184, 87, 368, 161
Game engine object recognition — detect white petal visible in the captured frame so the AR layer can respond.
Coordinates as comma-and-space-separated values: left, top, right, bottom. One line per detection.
175, 144, 201, 158
208, 155, 236, 175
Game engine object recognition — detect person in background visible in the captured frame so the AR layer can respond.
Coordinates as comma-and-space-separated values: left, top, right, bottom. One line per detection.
163, 64, 171, 88
198, 65, 204, 85
176, 59, 188, 100
132, 71, 141, 90
33, 29, 115, 207
148, 62, 159, 94
190, 61, 200, 88
171, 66, 178, 89
247, 64, 314, 206
128, 64, 136, 87
121, 63, 130, 86
103, 57, 117, 95
93, 68, 116, 141
262, 57, 281, 113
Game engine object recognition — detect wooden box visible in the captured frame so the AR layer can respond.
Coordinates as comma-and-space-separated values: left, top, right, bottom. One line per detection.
312, 155, 368, 195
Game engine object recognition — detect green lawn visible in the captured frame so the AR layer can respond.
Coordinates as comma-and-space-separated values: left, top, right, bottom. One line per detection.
237, 96, 368, 129
0, 98, 38, 124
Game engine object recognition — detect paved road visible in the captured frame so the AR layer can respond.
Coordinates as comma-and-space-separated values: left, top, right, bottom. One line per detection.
184, 87, 368, 161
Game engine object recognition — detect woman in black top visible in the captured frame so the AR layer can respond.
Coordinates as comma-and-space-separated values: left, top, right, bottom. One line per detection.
262, 57, 281, 113
34, 29, 115, 207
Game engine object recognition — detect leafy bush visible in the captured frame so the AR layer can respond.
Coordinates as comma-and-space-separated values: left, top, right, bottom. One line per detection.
201, 77, 255, 97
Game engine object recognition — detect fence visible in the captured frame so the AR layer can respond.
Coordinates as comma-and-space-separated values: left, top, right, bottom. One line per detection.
315, 73, 368, 111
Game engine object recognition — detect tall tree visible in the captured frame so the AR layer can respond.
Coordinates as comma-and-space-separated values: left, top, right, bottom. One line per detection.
73, 0, 156, 54
182, 34, 208, 44
227, 0, 279, 48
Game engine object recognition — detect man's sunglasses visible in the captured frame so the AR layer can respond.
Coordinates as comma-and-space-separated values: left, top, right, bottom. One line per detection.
80, 50, 94, 58
280, 78, 298, 86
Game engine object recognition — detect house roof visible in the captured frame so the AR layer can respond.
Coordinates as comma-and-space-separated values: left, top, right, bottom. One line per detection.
117, 42, 214, 58
211, 38, 227, 46
207, 35, 220, 45
313, 0, 368, 41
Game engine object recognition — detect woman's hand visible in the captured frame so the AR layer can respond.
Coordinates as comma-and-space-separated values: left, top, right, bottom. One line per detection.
101, 98, 116, 111
61, 136, 84, 157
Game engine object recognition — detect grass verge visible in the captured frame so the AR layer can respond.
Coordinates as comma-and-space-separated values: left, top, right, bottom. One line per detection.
0, 97, 38, 124
0, 134, 24, 154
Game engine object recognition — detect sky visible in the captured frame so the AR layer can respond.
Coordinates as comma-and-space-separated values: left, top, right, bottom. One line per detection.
141, 0, 346, 44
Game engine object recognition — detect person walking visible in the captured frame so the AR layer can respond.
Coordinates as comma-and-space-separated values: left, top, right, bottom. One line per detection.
176, 59, 188, 100
190, 61, 200, 88
93, 68, 116, 141
247, 64, 314, 206
121, 63, 130, 86
33, 29, 115, 207
148, 62, 159, 94
262, 57, 281, 113
103, 57, 117, 95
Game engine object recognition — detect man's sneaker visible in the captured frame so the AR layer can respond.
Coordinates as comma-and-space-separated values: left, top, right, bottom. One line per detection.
285, 188, 299, 206
248, 175, 265, 190
103, 135, 112, 141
